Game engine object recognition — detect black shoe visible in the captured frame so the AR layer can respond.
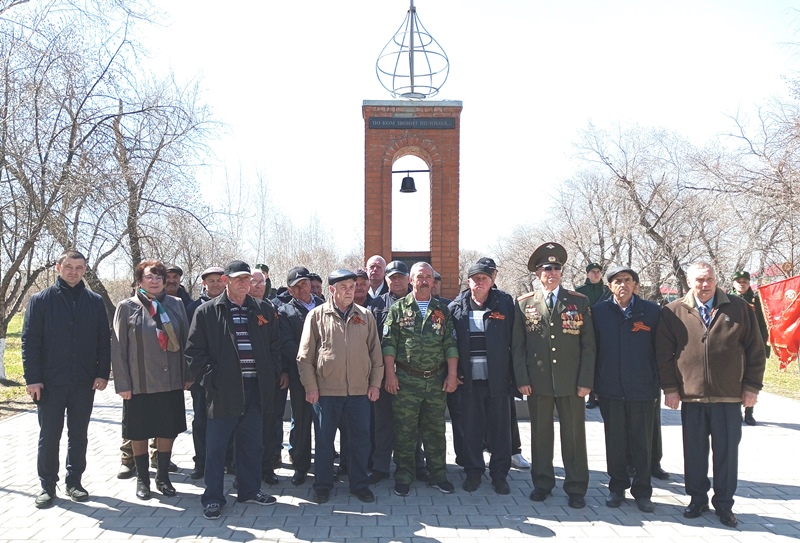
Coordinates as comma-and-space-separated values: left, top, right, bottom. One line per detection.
635, 498, 655, 512
351, 487, 375, 503
65, 484, 90, 502
683, 502, 709, 518
394, 482, 410, 497
190, 465, 205, 480
156, 480, 177, 497
529, 489, 550, 502
336, 465, 348, 476
136, 479, 151, 500
586, 397, 597, 409
568, 494, 586, 509
117, 463, 136, 479
428, 480, 455, 494
651, 467, 670, 480
203, 502, 222, 519
224, 464, 236, 475
262, 471, 279, 485
716, 509, 738, 528
606, 491, 624, 508
462, 475, 481, 492
415, 468, 429, 482
291, 470, 307, 486
492, 478, 510, 495
744, 408, 757, 426
35, 487, 56, 509
312, 489, 330, 504
368, 470, 390, 484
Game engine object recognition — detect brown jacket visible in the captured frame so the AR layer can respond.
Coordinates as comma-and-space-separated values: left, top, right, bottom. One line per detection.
112, 294, 190, 395
297, 300, 384, 396
655, 288, 765, 402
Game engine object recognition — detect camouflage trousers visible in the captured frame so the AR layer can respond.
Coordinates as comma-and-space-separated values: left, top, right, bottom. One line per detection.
392, 369, 447, 485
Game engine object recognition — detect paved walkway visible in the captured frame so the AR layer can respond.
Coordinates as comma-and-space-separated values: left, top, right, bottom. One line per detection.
1, 384, 799, 542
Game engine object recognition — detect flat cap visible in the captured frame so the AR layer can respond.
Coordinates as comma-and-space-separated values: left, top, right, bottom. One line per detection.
328, 269, 357, 286
166, 265, 183, 276
353, 267, 368, 280
527, 242, 568, 271
200, 266, 224, 280
606, 265, 640, 284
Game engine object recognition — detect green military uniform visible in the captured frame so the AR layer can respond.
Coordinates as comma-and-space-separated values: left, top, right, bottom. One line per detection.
512, 287, 596, 496
382, 293, 458, 486
575, 280, 611, 306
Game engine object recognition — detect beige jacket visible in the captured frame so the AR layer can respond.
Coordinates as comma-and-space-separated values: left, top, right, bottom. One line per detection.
297, 300, 384, 396
112, 294, 190, 395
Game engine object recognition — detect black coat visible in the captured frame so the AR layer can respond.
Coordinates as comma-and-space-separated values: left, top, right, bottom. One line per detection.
448, 288, 515, 398
592, 295, 661, 401
22, 278, 111, 386
185, 291, 281, 419
277, 294, 325, 374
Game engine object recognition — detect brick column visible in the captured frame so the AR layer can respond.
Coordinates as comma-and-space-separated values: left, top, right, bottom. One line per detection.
362, 100, 462, 300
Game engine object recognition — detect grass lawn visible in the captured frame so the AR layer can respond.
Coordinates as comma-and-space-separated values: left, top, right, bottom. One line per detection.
0, 314, 24, 403
762, 355, 800, 400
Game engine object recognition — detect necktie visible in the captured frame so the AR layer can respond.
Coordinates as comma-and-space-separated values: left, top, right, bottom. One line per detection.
699, 304, 711, 327
547, 292, 554, 311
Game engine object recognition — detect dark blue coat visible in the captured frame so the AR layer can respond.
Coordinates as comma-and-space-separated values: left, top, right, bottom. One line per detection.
277, 294, 325, 374
592, 294, 660, 401
22, 278, 111, 386
449, 288, 515, 398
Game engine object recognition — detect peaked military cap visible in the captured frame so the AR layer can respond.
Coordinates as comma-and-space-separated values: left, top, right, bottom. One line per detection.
527, 242, 568, 272
732, 270, 750, 281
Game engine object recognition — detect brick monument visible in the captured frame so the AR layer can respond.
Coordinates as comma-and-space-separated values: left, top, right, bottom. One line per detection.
362, 100, 462, 300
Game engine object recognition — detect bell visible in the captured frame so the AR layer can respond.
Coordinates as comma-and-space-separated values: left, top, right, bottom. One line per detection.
399, 175, 417, 193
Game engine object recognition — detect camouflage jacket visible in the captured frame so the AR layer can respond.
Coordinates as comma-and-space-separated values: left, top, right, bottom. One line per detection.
381, 293, 459, 371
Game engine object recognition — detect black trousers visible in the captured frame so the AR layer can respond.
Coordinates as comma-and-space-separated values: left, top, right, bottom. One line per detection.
288, 363, 315, 471
190, 383, 207, 468
37, 384, 95, 489
462, 380, 511, 480
681, 402, 742, 511
599, 397, 655, 498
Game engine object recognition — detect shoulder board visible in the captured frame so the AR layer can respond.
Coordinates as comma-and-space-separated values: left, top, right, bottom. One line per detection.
517, 292, 535, 301
565, 289, 587, 299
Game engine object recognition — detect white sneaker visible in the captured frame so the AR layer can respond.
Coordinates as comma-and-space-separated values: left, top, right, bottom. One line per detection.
511, 453, 530, 469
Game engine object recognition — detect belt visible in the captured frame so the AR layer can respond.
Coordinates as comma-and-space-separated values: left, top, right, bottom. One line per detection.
394, 360, 445, 379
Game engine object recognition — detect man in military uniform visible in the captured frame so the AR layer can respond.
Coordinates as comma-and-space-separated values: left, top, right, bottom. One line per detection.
729, 270, 770, 426
575, 262, 609, 409
512, 242, 596, 509
382, 262, 460, 496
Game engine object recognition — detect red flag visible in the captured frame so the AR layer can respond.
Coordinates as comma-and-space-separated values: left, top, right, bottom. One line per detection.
758, 275, 800, 370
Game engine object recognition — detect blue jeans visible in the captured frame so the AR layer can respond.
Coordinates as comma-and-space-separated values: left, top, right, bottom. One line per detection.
202, 378, 263, 506
313, 395, 370, 492
37, 384, 95, 489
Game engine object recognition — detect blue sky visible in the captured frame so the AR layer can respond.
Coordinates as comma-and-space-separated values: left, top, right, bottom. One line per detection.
143, 0, 800, 255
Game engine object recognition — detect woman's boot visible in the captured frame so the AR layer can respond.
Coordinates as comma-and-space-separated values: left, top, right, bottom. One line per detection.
156, 451, 177, 496
133, 454, 151, 500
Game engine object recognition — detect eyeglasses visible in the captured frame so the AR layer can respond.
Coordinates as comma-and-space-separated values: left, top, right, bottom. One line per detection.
143, 274, 164, 282
538, 265, 562, 272
250, 280, 266, 286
